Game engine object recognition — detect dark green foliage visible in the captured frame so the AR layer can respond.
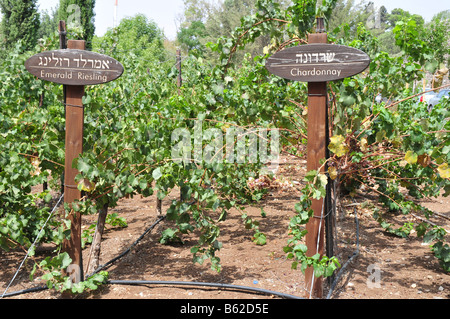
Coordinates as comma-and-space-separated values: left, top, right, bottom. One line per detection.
0, 0, 40, 53
177, 20, 207, 53
38, 6, 59, 40
93, 14, 165, 62
1, 0, 449, 296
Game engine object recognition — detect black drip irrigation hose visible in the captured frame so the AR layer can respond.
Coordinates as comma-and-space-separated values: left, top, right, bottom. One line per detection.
107, 280, 303, 299
1, 215, 303, 299
1, 280, 302, 299
1, 285, 48, 298
1, 216, 166, 298
85, 215, 167, 277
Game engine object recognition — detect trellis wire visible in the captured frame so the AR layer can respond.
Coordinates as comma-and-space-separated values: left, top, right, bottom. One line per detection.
308, 196, 326, 299
1, 193, 65, 299
84, 215, 167, 278
1, 213, 303, 299
326, 200, 360, 299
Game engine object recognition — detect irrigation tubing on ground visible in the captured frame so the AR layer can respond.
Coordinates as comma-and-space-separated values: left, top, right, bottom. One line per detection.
107, 280, 303, 299
1, 279, 303, 299
1, 285, 48, 298
85, 215, 167, 278
1, 193, 65, 299
1, 213, 304, 299
326, 203, 360, 299
1, 214, 166, 298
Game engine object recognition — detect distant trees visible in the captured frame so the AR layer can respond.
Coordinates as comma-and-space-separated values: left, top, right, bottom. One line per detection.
423, 10, 450, 67
92, 14, 166, 63
38, 6, 59, 40
0, 0, 97, 53
0, 0, 40, 52
177, 20, 207, 53
175, 0, 449, 71
176, 0, 290, 59
327, 0, 449, 66
387, 8, 424, 28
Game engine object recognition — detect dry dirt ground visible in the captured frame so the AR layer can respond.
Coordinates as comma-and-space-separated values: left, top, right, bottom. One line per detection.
1, 154, 449, 301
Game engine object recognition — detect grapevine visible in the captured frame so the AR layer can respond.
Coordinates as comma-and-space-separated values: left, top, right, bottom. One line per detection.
1, 0, 449, 297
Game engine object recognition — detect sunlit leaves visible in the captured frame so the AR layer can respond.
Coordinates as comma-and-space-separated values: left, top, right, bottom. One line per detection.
328, 135, 349, 157
360, 137, 368, 152
328, 166, 338, 180
404, 150, 418, 165
152, 167, 163, 180
437, 163, 450, 179
77, 179, 95, 193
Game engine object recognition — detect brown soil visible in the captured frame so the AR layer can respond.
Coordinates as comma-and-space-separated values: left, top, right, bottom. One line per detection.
1, 154, 449, 300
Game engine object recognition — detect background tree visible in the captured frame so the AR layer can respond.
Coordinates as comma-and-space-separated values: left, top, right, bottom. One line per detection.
177, 0, 214, 26
329, 1, 430, 56
177, 0, 290, 61
92, 14, 166, 63
177, 20, 207, 53
58, 0, 95, 47
204, 0, 266, 59
328, 0, 358, 31
329, 1, 388, 34
387, 8, 424, 28
0, 0, 40, 54
422, 10, 450, 67
38, 6, 59, 40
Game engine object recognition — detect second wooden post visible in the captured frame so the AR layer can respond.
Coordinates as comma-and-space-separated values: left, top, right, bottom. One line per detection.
304, 30, 328, 299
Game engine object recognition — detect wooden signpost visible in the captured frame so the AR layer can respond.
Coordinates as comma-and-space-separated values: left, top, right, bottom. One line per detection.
25, 49, 123, 86
25, 22, 124, 284
265, 42, 370, 83
266, 19, 369, 298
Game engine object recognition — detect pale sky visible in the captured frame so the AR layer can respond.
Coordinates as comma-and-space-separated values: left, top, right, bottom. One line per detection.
37, 0, 450, 40
37, 0, 186, 40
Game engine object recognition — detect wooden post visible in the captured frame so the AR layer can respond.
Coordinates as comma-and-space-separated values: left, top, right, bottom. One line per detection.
58, 20, 67, 49
62, 39, 86, 283
58, 21, 67, 195
176, 49, 185, 202
264, 15, 370, 300
176, 49, 182, 90
304, 25, 328, 299
25, 22, 124, 288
